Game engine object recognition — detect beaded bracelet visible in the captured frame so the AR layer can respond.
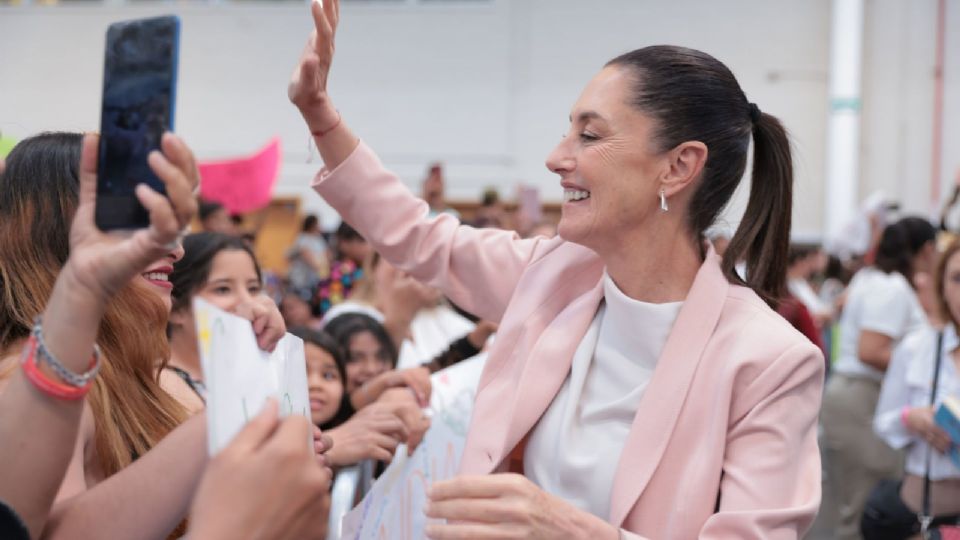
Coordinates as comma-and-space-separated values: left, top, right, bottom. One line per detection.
19, 318, 101, 400
32, 318, 101, 387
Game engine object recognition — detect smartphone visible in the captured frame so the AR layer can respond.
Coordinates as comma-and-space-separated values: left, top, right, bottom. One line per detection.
96, 15, 180, 231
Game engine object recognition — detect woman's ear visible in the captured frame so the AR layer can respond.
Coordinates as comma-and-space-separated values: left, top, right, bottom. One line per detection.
661, 140, 708, 197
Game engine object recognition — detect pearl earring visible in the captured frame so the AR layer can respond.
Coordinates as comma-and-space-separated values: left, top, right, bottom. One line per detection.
659, 189, 669, 212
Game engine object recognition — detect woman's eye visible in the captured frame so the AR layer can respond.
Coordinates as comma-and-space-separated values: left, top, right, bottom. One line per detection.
249, 285, 263, 295
579, 132, 599, 142
213, 286, 231, 294
323, 371, 340, 381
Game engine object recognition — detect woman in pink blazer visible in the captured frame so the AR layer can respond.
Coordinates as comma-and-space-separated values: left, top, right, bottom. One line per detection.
289, 1, 824, 538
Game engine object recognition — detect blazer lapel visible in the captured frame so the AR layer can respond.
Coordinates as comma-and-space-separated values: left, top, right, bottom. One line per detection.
500, 260, 606, 465
608, 249, 729, 526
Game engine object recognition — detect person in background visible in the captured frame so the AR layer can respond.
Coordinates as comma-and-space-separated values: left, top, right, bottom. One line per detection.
820, 216, 938, 539
787, 243, 834, 328
422, 162, 460, 219
313, 221, 368, 317
197, 200, 235, 235
164, 232, 286, 412
290, 326, 425, 467
281, 291, 325, 330
472, 188, 506, 229
287, 214, 331, 297
324, 312, 432, 410
867, 238, 960, 536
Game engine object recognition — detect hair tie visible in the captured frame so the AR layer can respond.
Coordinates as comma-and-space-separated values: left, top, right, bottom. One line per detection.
748, 102, 762, 124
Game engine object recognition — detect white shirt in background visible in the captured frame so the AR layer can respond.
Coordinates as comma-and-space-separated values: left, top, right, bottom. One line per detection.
834, 267, 927, 381
525, 272, 683, 520
788, 277, 832, 320
875, 324, 960, 480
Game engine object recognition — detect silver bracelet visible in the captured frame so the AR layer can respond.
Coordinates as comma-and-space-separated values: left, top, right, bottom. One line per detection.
32, 317, 102, 388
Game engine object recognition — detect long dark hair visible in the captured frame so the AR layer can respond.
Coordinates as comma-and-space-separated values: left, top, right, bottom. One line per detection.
324, 312, 398, 369
607, 46, 793, 304
288, 326, 353, 430
169, 232, 262, 313
874, 216, 936, 284
0, 132, 186, 478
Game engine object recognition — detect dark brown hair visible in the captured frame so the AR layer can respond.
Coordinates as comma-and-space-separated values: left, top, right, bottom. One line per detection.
874, 216, 936, 284
607, 46, 793, 304
169, 231, 262, 314
0, 132, 186, 478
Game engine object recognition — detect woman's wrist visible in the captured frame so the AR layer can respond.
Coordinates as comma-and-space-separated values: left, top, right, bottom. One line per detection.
299, 98, 340, 135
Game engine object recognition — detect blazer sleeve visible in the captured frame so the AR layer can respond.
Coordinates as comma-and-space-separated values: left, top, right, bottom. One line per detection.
311, 142, 548, 322
697, 340, 825, 539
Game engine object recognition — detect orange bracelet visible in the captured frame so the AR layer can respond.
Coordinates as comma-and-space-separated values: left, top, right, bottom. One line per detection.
310, 110, 342, 138
19, 336, 95, 400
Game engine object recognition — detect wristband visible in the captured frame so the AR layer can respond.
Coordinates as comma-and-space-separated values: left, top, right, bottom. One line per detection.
310, 110, 342, 138
19, 336, 96, 400
900, 406, 911, 428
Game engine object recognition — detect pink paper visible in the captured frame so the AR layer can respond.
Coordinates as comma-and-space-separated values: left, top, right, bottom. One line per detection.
198, 137, 281, 214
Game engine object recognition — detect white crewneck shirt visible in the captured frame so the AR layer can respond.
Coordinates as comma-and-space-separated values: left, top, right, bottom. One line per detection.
524, 272, 683, 519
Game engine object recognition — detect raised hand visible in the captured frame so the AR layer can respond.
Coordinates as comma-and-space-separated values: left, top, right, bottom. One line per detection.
288, 0, 340, 115
64, 132, 199, 303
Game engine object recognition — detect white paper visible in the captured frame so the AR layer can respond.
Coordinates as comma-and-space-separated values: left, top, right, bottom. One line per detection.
340, 353, 486, 539
194, 297, 311, 454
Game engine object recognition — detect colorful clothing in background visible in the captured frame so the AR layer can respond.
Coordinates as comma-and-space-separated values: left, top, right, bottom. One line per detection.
313, 259, 363, 317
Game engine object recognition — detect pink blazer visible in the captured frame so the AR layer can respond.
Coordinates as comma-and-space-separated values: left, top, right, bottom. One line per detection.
314, 142, 825, 539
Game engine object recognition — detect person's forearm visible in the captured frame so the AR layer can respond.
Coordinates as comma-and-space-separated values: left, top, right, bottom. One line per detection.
0, 266, 108, 538
42, 414, 208, 540
298, 99, 359, 172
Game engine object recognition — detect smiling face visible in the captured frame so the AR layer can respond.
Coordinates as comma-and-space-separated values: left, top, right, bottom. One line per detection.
139, 242, 186, 313
546, 66, 670, 255
305, 343, 344, 425
344, 330, 392, 393
195, 249, 263, 312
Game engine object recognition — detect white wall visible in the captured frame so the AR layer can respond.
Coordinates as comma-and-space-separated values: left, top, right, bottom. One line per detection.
1, 0, 955, 239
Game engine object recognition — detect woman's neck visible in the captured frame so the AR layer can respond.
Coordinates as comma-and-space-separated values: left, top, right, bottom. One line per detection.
601, 229, 703, 304
168, 331, 203, 380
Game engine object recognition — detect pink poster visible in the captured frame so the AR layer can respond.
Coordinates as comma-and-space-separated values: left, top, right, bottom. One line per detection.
198, 137, 281, 214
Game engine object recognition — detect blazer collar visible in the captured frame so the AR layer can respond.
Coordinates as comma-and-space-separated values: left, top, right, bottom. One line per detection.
608, 246, 729, 525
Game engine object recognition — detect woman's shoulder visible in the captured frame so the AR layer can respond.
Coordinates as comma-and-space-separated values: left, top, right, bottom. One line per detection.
720, 285, 824, 365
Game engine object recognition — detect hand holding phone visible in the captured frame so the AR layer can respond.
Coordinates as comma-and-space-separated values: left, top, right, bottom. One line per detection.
96, 15, 181, 231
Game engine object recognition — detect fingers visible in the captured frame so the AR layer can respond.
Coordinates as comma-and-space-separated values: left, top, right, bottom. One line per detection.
135, 184, 180, 244
160, 132, 199, 192
429, 475, 515, 502
225, 398, 280, 455
147, 146, 197, 228
75, 134, 100, 228
425, 498, 516, 524
311, 0, 332, 41
266, 412, 314, 454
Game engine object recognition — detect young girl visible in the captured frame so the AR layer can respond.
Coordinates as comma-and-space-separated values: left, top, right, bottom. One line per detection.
164, 232, 285, 412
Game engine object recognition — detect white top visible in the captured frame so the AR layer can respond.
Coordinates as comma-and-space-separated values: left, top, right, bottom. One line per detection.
874, 324, 960, 480
525, 273, 682, 520
834, 267, 927, 381
788, 277, 832, 319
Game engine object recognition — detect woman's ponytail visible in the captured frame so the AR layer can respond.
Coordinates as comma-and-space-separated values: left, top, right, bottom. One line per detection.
721, 113, 793, 306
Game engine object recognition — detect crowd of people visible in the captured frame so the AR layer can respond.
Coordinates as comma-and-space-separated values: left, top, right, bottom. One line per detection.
1, 0, 958, 538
